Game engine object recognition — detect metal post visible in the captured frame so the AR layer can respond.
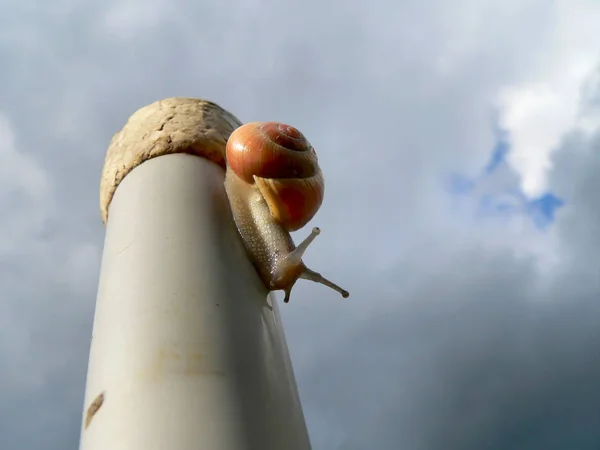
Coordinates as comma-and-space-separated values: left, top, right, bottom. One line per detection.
79, 98, 311, 450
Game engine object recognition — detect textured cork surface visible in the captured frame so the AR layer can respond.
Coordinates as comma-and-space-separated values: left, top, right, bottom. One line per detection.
100, 97, 243, 224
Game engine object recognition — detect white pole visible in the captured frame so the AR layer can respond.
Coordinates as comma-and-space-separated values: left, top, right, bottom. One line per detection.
79, 98, 312, 450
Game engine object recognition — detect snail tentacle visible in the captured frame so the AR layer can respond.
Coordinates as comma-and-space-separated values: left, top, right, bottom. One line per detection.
277, 227, 350, 303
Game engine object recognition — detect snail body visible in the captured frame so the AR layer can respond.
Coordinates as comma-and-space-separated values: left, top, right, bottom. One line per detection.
224, 122, 349, 303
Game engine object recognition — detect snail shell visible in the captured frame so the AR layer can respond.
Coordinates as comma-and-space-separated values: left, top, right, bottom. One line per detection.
227, 122, 324, 231
224, 122, 348, 303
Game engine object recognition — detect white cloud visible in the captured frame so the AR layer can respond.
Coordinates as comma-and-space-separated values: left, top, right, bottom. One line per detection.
496, 0, 600, 197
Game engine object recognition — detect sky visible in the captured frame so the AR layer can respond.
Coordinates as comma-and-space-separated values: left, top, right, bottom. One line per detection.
1, 0, 600, 448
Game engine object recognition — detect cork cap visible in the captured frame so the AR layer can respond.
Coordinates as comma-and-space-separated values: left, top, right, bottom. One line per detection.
100, 97, 243, 224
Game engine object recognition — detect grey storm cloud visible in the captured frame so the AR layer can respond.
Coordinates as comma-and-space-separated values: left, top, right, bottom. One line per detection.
1, 0, 599, 449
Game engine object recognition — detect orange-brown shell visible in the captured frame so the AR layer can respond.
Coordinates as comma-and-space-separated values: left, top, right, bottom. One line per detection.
226, 122, 325, 231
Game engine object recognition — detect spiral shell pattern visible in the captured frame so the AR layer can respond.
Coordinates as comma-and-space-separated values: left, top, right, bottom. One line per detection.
226, 122, 324, 231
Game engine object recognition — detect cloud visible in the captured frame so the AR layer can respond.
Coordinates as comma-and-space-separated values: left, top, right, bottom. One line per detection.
447, 131, 565, 230
293, 128, 600, 449
0, 114, 55, 252
102, 0, 177, 40
0, 112, 98, 449
495, 0, 600, 197
1, 0, 600, 449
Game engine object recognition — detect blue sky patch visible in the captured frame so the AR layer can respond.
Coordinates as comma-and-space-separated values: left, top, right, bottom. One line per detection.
447, 130, 564, 230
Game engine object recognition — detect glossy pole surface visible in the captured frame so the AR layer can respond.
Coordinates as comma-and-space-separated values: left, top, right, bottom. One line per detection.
79, 153, 311, 450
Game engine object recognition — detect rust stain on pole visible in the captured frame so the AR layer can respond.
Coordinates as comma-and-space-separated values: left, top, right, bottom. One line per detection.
85, 392, 105, 429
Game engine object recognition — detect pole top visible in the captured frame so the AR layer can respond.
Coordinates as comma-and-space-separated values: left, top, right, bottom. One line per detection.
100, 97, 242, 224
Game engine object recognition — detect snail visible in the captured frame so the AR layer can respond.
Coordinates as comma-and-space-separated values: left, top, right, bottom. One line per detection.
224, 121, 349, 304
